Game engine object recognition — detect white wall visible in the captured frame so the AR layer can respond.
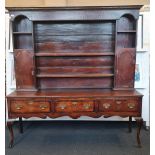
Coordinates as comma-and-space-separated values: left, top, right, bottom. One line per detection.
5, 10, 150, 126
136, 11, 150, 126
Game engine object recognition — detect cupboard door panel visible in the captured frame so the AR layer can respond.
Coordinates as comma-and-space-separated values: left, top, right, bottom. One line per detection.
14, 49, 36, 90
114, 48, 136, 89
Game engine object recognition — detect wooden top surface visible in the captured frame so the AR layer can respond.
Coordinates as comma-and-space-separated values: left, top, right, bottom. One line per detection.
7, 89, 143, 98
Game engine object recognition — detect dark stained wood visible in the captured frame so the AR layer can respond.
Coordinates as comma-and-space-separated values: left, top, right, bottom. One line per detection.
135, 117, 143, 147
55, 100, 94, 112
14, 35, 33, 49
7, 6, 143, 148
13, 15, 32, 32
36, 74, 114, 78
117, 14, 136, 31
7, 122, 14, 148
99, 98, 139, 112
19, 117, 23, 134
114, 48, 136, 89
9, 6, 141, 21
36, 56, 114, 67
37, 66, 113, 75
10, 99, 50, 113
14, 49, 36, 91
117, 33, 136, 48
7, 89, 143, 98
38, 77, 113, 89
35, 52, 115, 56
34, 21, 115, 36
35, 41, 115, 53
128, 116, 132, 133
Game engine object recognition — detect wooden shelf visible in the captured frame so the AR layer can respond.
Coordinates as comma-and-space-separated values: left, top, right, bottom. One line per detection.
36, 73, 114, 78
14, 48, 33, 50
13, 32, 32, 34
117, 30, 136, 33
37, 33, 114, 36
37, 66, 114, 69
35, 52, 115, 57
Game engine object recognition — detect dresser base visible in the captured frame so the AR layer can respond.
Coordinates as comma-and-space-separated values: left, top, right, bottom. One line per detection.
6, 89, 143, 148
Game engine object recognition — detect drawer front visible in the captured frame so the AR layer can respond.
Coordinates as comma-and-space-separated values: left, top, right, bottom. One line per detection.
55, 100, 94, 112
10, 99, 50, 113
124, 99, 139, 112
99, 98, 139, 112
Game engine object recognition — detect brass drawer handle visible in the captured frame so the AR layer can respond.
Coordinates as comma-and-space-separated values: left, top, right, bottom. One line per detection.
128, 103, 135, 109
83, 103, 91, 109
15, 105, 23, 110
103, 103, 111, 109
59, 104, 66, 110
39, 105, 48, 110
116, 101, 122, 104
72, 101, 78, 105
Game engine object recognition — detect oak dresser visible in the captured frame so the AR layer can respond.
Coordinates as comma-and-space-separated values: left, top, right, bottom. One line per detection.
6, 6, 143, 148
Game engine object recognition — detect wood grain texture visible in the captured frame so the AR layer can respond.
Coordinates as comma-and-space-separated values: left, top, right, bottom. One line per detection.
55, 100, 94, 112
10, 100, 50, 113
36, 56, 114, 67
37, 66, 113, 75
114, 48, 136, 89
7, 90, 142, 119
38, 77, 113, 89
14, 50, 36, 90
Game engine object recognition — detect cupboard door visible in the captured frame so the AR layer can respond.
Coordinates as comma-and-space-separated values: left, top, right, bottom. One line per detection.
14, 49, 36, 91
114, 48, 136, 89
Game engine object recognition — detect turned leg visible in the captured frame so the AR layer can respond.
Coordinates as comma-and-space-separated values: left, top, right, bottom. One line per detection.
19, 117, 23, 134
7, 122, 14, 148
128, 116, 132, 133
135, 117, 143, 147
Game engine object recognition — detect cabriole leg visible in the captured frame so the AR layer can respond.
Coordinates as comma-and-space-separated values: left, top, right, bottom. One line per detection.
135, 117, 143, 148
19, 117, 23, 134
128, 116, 132, 133
7, 121, 14, 148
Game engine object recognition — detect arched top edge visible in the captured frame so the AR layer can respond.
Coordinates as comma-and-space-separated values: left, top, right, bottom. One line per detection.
11, 14, 31, 21
119, 13, 137, 20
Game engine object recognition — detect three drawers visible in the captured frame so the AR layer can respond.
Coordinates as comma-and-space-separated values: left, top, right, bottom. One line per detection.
99, 98, 139, 112
10, 98, 50, 113
9, 97, 140, 114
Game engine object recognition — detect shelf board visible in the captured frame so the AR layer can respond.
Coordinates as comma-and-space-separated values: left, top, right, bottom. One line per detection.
117, 30, 136, 33
13, 32, 32, 34
37, 33, 114, 36
35, 52, 115, 57
36, 73, 114, 78
14, 48, 33, 50
37, 66, 114, 69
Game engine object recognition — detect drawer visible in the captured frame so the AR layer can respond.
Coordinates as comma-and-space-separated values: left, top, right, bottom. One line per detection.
10, 99, 50, 113
99, 98, 139, 112
55, 100, 94, 112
